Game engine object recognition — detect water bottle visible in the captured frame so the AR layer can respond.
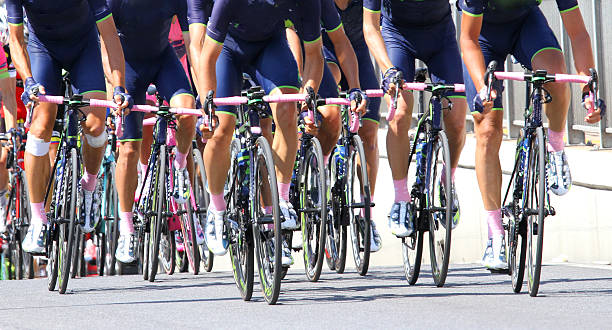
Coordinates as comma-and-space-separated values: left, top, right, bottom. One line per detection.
237, 148, 250, 196
334, 144, 347, 177
415, 134, 427, 184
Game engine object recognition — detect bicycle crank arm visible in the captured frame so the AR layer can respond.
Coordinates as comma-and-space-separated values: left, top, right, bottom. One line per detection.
256, 215, 275, 224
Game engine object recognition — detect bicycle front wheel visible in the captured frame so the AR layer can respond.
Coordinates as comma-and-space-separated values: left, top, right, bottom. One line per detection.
58, 148, 79, 294
148, 145, 167, 282
527, 127, 546, 297
227, 139, 254, 301
325, 145, 347, 274
251, 136, 282, 305
103, 162, 119, 276
347, 135, 371, 276
427, 131, 452, 287
299, 137, 327, 282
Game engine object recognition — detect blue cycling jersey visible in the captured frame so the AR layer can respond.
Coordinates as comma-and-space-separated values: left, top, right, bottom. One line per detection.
363, 0, 451, 27
287, 0, 341, 40
6, 0, 111, 41
187, 0, 212, 26
199, 0, 320, 43
458, 0, 579, 23
334, 0, 365, 47
108, 0, 188, 60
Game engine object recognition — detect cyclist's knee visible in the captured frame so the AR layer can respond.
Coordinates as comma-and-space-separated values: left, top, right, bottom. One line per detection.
211, 115, 235, 146
119, 141, 140, 162
274, 103, 297, 128
84, 131, 108, 148
475, 123, 503, 149
359, 123, 378, 151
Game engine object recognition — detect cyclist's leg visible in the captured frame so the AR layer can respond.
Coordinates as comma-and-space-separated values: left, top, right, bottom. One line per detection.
115, 59, 149, 238
203, 45, 240, 211
381, 21, 415, 205
23, 41, 61, 251
513, 8, 571, 195
514, 8, 569, 135
253, 32, 301, 203
355, 44, 381, 197
464, 22, 510, 268
317, 63, 341, 157
425, 16, 467, 173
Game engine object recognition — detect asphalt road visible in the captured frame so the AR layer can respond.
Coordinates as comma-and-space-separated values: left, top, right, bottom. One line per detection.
1, 263, 611, 329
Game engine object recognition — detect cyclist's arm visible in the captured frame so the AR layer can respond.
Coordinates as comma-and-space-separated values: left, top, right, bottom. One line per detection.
299, 0, 324, 93
302, 39, 324, 94
197, 36, 222, 99
459, 13, 487, 93
8, 23, 31, 82
286, 27, 304, 77
97, 16, 126, 89
327, 26, 360, 90
559, 6, 594, 85
334, 0, 349, 10
362, 6, 393, 72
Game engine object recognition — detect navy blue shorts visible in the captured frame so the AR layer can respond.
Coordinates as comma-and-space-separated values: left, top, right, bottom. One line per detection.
322, 44, 381, 123
121, 46, 194, 141
28, 27, 106, 96
381, 14, 464, 99
463, 7, 561, 113
215, 31, 300, 116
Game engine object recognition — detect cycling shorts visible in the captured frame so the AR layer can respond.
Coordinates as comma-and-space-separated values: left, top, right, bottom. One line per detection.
121, 46, 194, 141
215, 31, 300, 116
463, 7, 561, 113
381, 14, 464, 99
27, 27, 106, 97
0, 49, 8, 80
322, 44, 382, 123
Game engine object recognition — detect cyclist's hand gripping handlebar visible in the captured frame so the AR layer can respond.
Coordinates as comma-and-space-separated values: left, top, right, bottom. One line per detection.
203, 90, 218, 132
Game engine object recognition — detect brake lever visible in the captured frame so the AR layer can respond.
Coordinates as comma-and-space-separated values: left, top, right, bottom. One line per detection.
485, 61, 497, 102
304, 86, 318, 128
588, 68, 598, 113
204, 90, 217, 132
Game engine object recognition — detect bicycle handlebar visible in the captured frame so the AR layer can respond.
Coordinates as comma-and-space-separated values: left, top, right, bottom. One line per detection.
384, 82, 466, 122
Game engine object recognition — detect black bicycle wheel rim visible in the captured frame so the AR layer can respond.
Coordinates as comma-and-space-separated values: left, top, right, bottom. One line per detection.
402, 230, 424, 285
227, 139, 254, 300
324, 146, 340, 272
193, 148, 214, 272
58, 148, 78, 294
348, 135, 371, 276
299, 138, 327, 282
427, 131, 452, 287
527, 127, 546, 297
18, 176, 34, 279
251, 136, 282, 305
148, 145, 167, 282
104, 162, 119, 276
180, 200, 200, 275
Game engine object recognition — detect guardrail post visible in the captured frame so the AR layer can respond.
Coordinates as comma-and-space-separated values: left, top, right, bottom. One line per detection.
560, 18, 585, 145
503, 58, 520, 138
591, 0, 612, 148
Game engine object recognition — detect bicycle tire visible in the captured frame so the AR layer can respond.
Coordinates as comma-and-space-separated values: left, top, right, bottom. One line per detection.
104, 162, 119, 276
527, 127, 546, 297
251, 136, 282, 305
193, 148, 214, 272
427, 131, 452, 287
142, 231, 150, 281
160, 227, 176, 275
58, 148, 78, 294
348, 135, 371, 276
228, 139, 254, 301
47, 223, 59, 290
96, 231, 106, 276
179, 199, 200, 275
509, 215, 527, 293
299, 137, 327, 282
17, 175, 34, 279
148, 144, 167, 282
325, 146, 347, 274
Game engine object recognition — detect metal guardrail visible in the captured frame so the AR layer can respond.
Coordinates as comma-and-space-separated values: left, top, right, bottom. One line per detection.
448, 0, 612, 147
